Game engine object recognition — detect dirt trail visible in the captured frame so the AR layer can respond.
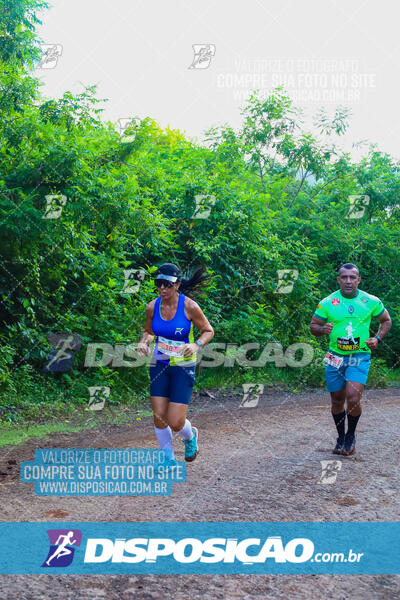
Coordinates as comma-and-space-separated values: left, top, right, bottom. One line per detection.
1, 387, 400, 599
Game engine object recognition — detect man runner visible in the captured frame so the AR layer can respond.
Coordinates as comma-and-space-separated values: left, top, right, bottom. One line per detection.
310, 263, 391, 456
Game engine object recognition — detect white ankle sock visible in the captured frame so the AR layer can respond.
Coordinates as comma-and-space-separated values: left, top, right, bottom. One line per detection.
177, 419, 194, 441
154, 425, 175, 459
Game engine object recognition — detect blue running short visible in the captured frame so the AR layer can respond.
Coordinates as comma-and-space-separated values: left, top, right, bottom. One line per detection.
325, 351, 371, 392
149, 360, 196, 405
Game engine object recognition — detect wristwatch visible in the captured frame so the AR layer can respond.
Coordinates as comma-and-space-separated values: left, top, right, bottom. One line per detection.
195, 340, 203, 347
374, 335, 382, 344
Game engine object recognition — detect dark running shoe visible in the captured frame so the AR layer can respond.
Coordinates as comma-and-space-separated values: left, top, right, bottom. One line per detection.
332, 436, 345, 455
342, 433, 356, 456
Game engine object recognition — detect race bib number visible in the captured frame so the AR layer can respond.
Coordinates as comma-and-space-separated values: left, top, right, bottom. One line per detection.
323, 352, 344, 368
157, 336, 186, 357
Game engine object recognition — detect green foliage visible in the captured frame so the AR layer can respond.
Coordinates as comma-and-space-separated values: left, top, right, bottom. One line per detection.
1, 0, 400, 424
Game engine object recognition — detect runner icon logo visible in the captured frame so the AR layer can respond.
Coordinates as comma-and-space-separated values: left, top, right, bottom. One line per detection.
318, 460, 342, 485
121, 269, 146, 294
188, 44, 216, 70
42, 334, 82, 373
86, 386, 110, 411
240, 384, 264, 408
42, 529, 82, 567
37, 44, 63, 69
43, 194, 67, 219
192, 194, 216, 219
274, 270, 299, 294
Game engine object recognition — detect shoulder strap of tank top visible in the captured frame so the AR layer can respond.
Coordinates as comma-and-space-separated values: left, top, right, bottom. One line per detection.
178, 293, 185, 312
178, 293, 191, 320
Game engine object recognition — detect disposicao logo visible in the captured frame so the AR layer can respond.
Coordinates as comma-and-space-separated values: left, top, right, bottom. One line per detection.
83, 536, 314, 564
42, 529, 82, 567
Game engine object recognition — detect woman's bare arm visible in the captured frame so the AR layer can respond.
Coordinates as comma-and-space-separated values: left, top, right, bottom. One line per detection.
137, 301, 156, 356
185, 297, 214, 346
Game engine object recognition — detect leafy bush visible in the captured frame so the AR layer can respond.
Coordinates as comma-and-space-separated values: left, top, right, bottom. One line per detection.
1, 0, 399, 424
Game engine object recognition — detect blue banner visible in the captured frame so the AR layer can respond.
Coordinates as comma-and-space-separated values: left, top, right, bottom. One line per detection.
0, 522, 399, 574
20, 449, 186, 496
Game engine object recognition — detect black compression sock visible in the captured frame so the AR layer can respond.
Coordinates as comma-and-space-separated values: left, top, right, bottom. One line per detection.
347, 413, 361, 436
332, 411, 346, 438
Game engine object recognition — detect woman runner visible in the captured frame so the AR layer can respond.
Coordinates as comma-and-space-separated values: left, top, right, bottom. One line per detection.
137, 263, 214, 465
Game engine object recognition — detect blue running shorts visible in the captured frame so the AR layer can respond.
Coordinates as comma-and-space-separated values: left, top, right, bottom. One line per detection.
149, 360, 196, 405
325, 352, 371, 392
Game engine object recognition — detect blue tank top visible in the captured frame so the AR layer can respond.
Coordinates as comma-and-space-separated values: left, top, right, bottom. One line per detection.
152, 294, 196, 365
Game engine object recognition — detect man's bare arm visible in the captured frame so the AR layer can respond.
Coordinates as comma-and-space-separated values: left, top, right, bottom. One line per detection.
376, 309, 392, 339
310, 315, 333, 337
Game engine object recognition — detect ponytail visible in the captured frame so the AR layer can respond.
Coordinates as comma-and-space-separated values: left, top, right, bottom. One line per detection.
179, 266, 212, 297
